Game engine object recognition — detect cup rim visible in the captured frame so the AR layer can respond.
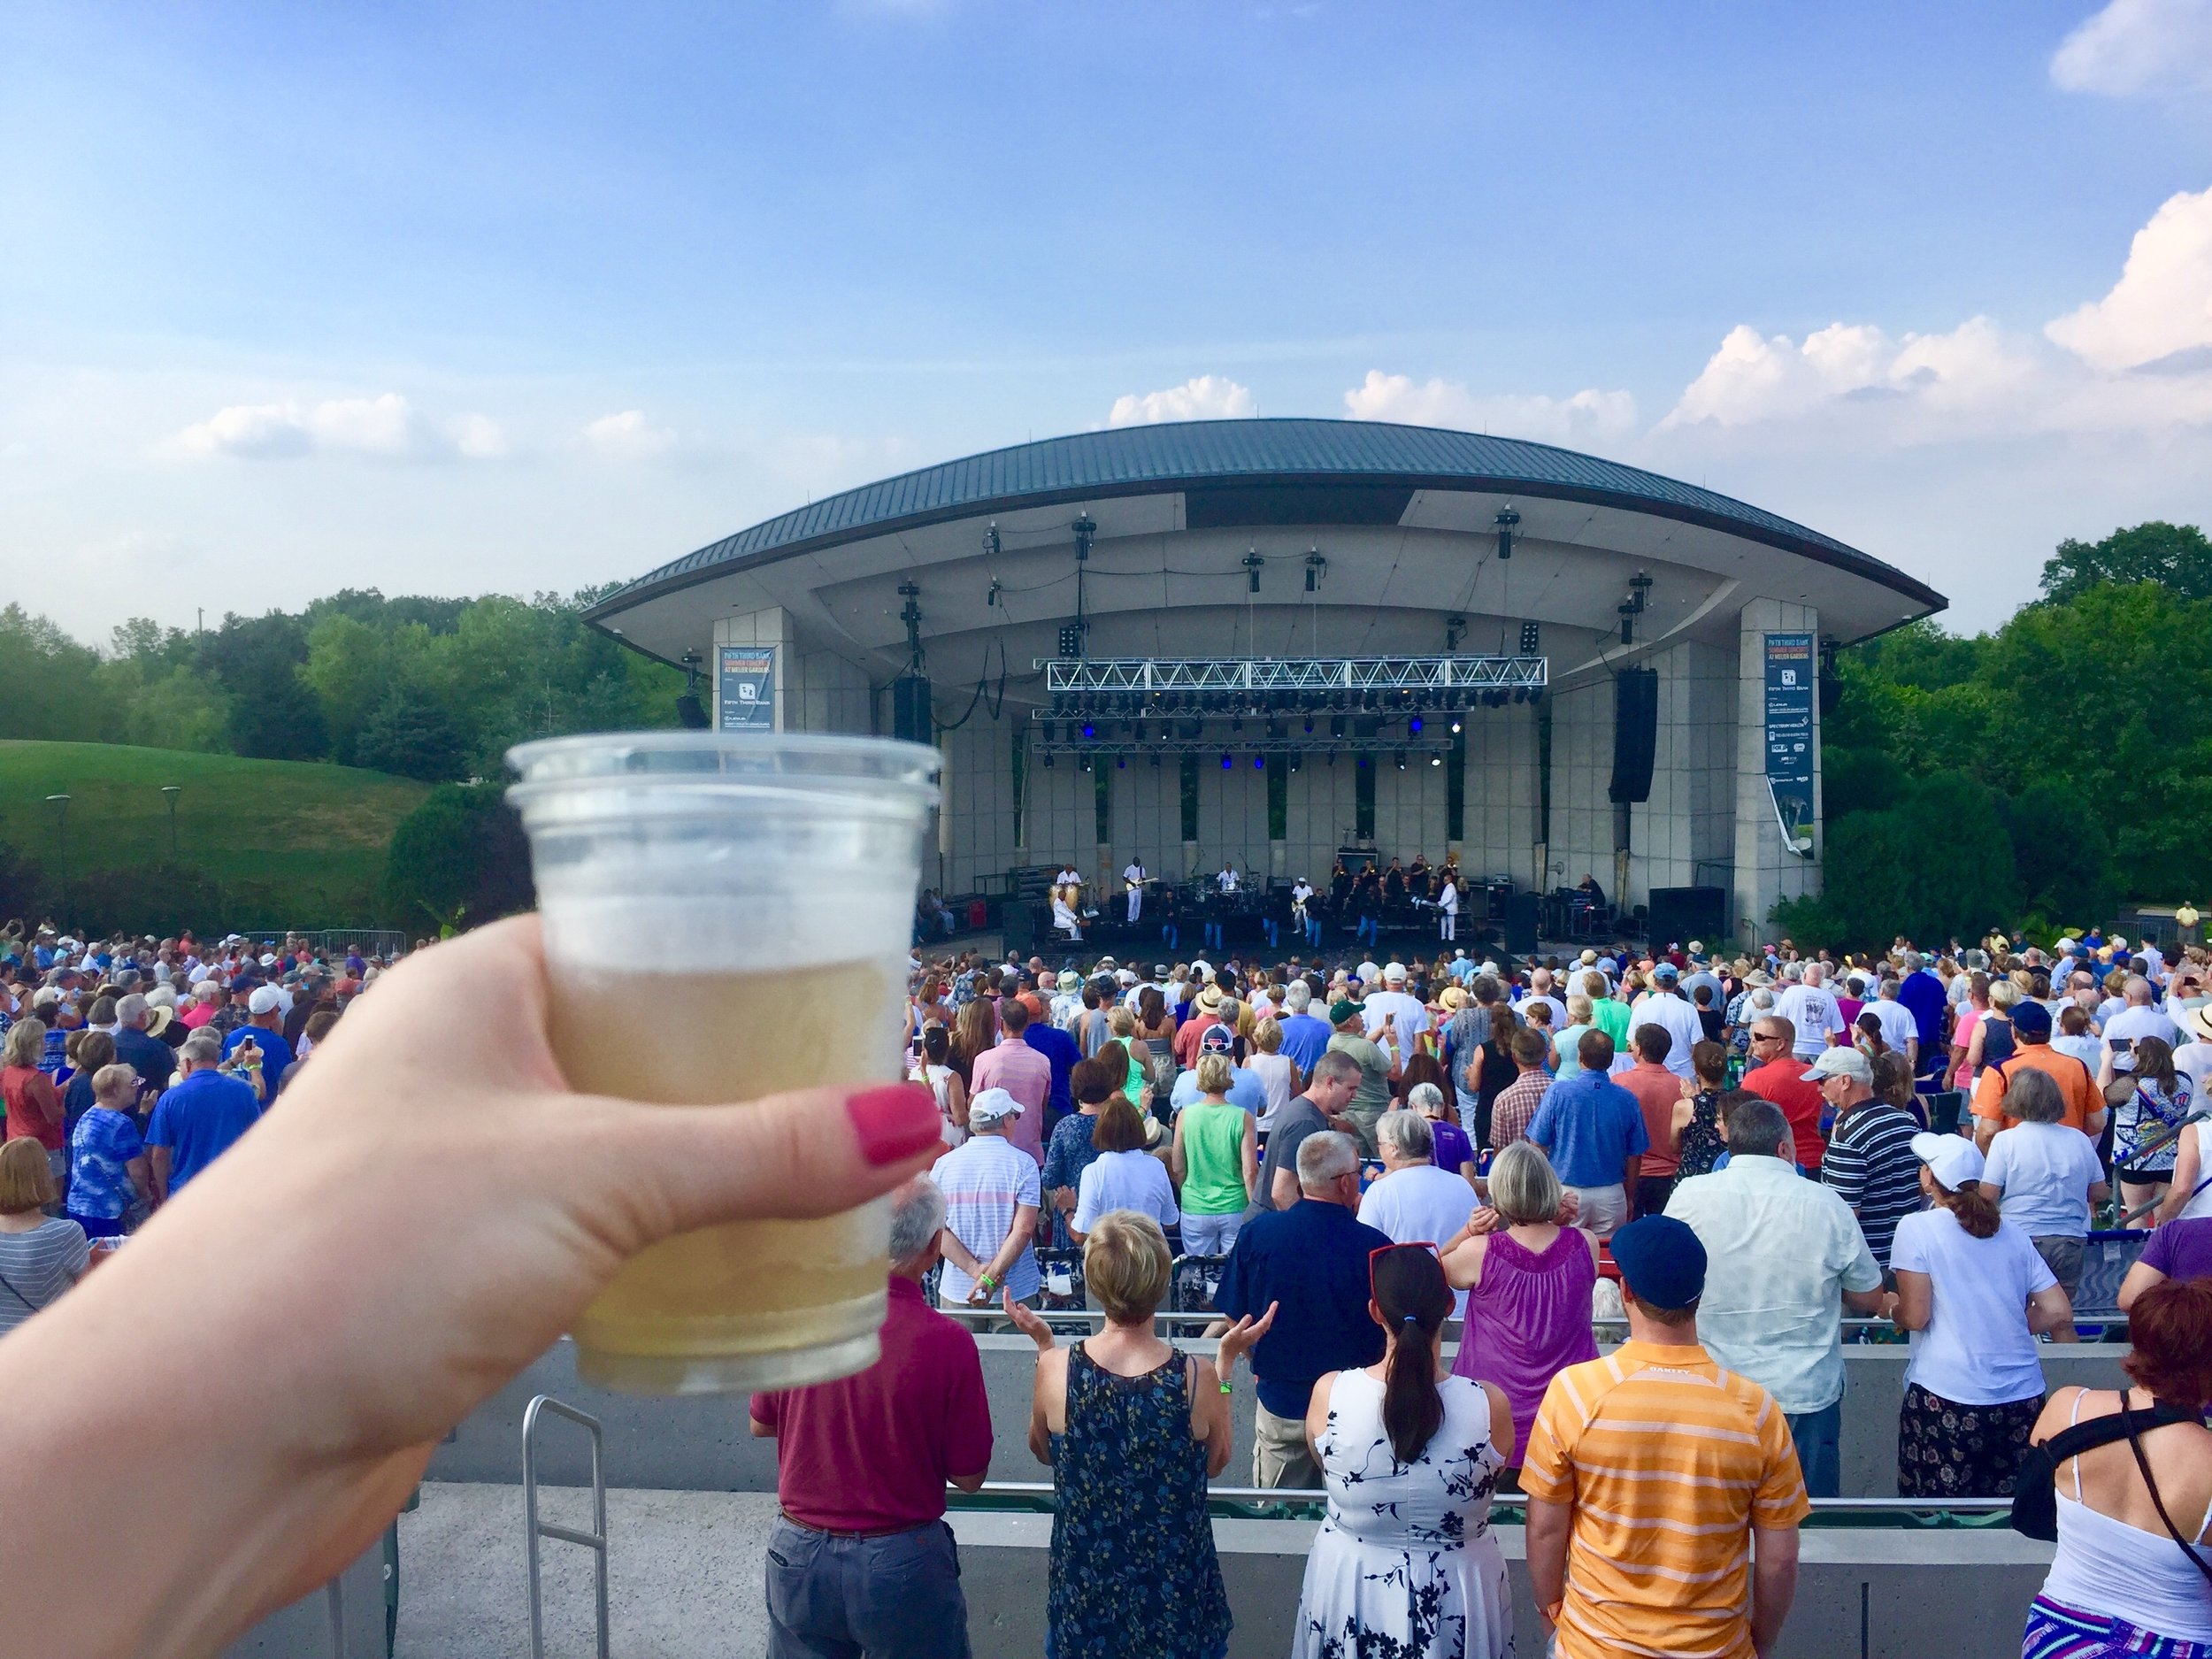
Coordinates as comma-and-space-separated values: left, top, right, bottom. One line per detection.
507, 730, 940, 796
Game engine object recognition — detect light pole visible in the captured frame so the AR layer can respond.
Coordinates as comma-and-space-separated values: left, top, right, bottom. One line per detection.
160, 785, 182, 862
44, 794, 70, 919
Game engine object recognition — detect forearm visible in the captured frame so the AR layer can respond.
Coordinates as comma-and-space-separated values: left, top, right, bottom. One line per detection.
938, 1230, 986, 1279
1525, 1497, 1571, 1614
1750, 1533, 1800, 1655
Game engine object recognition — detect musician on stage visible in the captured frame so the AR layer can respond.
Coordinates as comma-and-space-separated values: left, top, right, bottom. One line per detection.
1050, 882, 1084, 942
1381, 857, 1407, 906
1577, 872, 1606, 908
1156, 881, 1181, 954
1291, 876, 1319, 949
1216, 861, 1240, 895
1354, 867, 1382, 949
1435, 872, 1459, 943
1407, 852, 1430, 889
1123, 858, 1147, 924
1329, 857, 1353, 909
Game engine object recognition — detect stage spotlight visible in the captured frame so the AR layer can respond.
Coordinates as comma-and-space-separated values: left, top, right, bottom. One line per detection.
1520, 621, 1541, 655
1289, 757, 1301, 773
1429, 754, 1442, 767
1450, 718, 1463, 734
1081, 722, 1095, 741
1080, 757, 1092, 772
1117, 756, 1126, 769
1132, 720, 1147, 741
1043, 753, 1055, 768
1303, 718, 1315, 734
1221, 753, 1233, 770
1409, 715, 1424, 735
1395, 753, 1408, 771
1329, 714, 1347, 739
1254, 755, 1264, 770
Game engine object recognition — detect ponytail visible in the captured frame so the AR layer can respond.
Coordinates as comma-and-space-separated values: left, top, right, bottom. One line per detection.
1370, 1247, 1455, 1466
1939, 1180, 2001, 1240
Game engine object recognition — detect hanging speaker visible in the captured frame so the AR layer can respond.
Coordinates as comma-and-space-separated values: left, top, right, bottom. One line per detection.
1609, 667, 1657, 804
891, 674, 933, 743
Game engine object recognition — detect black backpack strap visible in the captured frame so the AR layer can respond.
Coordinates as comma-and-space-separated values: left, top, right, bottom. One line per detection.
2116, 1409, 2212, 1591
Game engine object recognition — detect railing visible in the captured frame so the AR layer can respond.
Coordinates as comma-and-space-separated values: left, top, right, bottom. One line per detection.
522, 1394, 610, 1659
930, 1307, 2130, 1332
954, 1479, 2010, 1517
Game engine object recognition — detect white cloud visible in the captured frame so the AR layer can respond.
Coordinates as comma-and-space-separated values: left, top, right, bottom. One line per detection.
169, 393, 504, 461
581, 409, 675, 457
2051, 0, 2212, 95
1343, 371, 1637, 444
1662, 318, 2041, 434
1105, 375, 1256, 426
2046, 186, 2212, 372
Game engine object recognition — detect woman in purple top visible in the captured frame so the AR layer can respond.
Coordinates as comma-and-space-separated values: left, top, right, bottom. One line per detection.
1440, 1141, 1599, 1471
1408, 1082, 1477, 1182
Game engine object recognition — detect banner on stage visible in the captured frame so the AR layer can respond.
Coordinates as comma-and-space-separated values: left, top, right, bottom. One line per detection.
718, 646, 778, 733
1763, 632, 1816, 856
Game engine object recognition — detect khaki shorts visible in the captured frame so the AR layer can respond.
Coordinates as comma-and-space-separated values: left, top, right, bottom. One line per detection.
1565, 1182, 1629, 1240
1253, 1400, 1320, 1489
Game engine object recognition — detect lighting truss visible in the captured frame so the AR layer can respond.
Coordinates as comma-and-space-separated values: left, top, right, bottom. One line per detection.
1026, 731, 1460, 758
1042, 655, 1543, 697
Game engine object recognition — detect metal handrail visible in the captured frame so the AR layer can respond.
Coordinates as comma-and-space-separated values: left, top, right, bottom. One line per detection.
2115, 1110, 2210, 1226
932, 1307, 2130, 1332
523, 1394, 610, 1659
952, 1479, 2008, 1512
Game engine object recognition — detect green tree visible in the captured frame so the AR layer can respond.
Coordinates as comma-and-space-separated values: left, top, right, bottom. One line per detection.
379, 784, 533, 929
354, 685, 470, 783
2040, 522, 2212, 604
1776, 772, 2020, 951
201, 612, 327, 762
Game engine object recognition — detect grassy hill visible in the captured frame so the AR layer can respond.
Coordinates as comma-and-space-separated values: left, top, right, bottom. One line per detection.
0, 741, 431, 928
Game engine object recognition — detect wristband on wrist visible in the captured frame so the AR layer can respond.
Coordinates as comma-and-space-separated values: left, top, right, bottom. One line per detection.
979, 1273, 997, 1294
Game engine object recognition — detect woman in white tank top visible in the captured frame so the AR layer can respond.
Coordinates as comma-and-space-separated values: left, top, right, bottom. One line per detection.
2024, 1279, 2212, 1656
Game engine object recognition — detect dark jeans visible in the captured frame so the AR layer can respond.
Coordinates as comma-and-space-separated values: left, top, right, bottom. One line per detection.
1633, 1174, 1675, 1218
1785, 1398, 1842, 1499
766, 1516, 971, 1659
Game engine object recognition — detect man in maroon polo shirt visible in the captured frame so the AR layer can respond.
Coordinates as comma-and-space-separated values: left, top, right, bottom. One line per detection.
751, 1178, 993, 1658
1741, 1013, 1828, 1174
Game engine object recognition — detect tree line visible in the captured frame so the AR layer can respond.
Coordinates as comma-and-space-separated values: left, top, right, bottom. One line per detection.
0, 586, 686, 781
1776, 520, 2212, 951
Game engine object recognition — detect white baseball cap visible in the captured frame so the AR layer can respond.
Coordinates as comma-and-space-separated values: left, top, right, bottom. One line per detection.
966, 1087, 1023, 1127
1910, 1131, 1984, 1192
1383, 962, 1408, 983
247, 985, 283, 1017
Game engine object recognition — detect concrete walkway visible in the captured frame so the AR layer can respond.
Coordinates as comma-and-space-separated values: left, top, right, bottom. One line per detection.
397, 1481, 780, 1657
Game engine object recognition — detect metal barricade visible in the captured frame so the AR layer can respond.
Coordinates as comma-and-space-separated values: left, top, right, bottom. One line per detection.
522, 1394, 611, 1659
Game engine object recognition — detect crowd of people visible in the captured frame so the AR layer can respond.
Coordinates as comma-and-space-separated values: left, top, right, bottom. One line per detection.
0, 921, 388, 1331
738, 927, 2212, 1656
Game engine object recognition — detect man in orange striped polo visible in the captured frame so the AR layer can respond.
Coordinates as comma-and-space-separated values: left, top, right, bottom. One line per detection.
1521, 1215, 1809, 1658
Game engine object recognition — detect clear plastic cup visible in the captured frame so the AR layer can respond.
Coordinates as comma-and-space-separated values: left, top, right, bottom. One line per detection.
506, 731, 941, 1394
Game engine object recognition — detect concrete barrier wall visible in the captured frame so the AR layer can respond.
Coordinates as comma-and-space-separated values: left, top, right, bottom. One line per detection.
432, 1333, 2134, 1499
949, 1513, 2052, 1659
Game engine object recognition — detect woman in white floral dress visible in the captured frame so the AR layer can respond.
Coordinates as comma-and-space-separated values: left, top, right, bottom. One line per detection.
1294, 1243, 1516, 1659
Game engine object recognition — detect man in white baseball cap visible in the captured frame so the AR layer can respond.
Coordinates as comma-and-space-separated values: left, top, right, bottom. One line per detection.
928, 1087, 1041, 1307
221, 983, 299, 1096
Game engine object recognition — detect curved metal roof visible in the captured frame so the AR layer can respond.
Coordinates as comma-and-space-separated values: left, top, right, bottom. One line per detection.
588, 417, 1943, 619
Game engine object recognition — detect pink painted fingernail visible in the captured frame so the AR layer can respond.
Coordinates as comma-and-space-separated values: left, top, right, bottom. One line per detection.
847, 1083, 941, 1166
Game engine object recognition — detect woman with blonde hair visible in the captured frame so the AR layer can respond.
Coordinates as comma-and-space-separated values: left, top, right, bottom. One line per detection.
1171, 1053, 1256, 1256
1966, 977, 2018, 1079
2, 1018, 67, 1192
1443, 1142, 1599, 1469
1009, 1210, 1271, 1659
1244, 1016, 1298, 1127
0, 1138, 90, 1336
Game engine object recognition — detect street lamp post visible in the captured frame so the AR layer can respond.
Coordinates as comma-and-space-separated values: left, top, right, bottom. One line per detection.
160, 785, 182, 862
44, 794, 70, 919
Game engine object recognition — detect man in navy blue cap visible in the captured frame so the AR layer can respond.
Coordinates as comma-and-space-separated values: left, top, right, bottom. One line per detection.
1522, 1215, 1808, 1659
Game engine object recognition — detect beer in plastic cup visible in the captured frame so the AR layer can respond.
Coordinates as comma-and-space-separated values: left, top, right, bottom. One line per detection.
507, 731, 940, 1394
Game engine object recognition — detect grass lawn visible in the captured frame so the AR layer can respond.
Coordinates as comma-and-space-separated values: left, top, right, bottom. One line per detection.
0, 741, 430, 926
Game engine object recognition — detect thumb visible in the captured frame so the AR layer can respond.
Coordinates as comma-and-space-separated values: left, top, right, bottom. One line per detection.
561, 1080, 943, 1249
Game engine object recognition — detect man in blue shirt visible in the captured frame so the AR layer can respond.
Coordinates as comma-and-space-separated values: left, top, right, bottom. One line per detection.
1021, 1000, 1081, 1128
1213, 1129, 1391, 1488
111, 994, 176, 1096
1527, 1030, 1649, 1240
1274, 981, 1334, 1073
1169, 1019, 1270, 1115
145, 1031, 264, 1199
222, 987, 296, 1097
1895, 950, 1949, 1081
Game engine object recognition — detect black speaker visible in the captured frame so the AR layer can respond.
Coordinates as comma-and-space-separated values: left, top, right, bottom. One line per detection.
891, 674, 933, 743
1506, 892, 1540, 956
1647, 886, 1727, 947
1609, 667, 1657, 804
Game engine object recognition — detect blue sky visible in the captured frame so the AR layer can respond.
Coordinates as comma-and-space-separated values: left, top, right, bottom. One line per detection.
5, 0, 2212, 637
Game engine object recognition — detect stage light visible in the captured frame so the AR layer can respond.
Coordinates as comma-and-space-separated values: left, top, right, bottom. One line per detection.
1117, 756, 1126, 769
1080, 757, 1092, 772
1132, 720, 1146, 741
1450, 718, 1463, 733
1429, 754, 1442, 767
1081, 722, 1095, 741
1329, 715, 1347, 739
1254, 755, 1264, 770
1290, 757, 1300, 773
1519, 621, 1540, 655
1043, 753, 1055, 768
1303, 718, 1315, 734
1396, 753, 1408, 771
1409, 716, 1424, 735
1494, 507, 1520, 560
1221, 753, 1233, 770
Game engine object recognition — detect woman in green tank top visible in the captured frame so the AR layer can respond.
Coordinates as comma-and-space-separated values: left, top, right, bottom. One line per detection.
1171, 1052, 1257, 1256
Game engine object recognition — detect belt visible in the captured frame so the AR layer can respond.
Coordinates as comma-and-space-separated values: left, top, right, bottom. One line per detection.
779, 1511, 936, 1541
